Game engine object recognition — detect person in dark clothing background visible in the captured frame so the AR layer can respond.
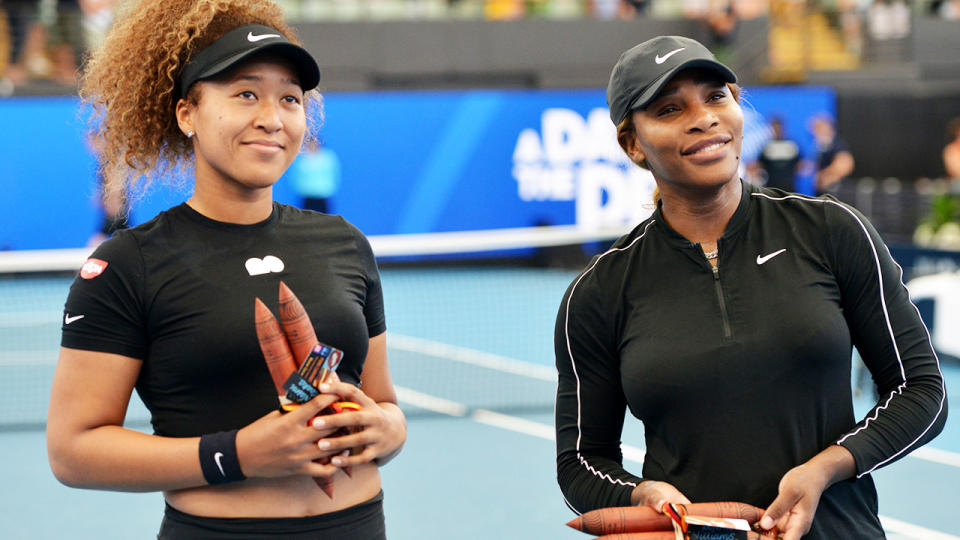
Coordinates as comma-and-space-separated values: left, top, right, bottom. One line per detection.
811, 113, 855, 195
751, 116, 801, 192
555, 35, 946, 540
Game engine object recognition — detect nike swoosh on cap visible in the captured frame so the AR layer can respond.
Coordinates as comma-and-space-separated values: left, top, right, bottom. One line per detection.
247, 32, 281, 42
756, 248, 787, 265
64, 314, 85, 324
655, 48, 685, 64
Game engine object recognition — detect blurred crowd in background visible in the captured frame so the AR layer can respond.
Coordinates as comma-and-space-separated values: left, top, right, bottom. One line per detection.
0, 0, 116, 93
2, 1, 959, 94
0, 0, 958, 250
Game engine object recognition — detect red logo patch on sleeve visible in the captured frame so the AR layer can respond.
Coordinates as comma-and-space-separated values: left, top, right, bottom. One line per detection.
80, 258, 109, 279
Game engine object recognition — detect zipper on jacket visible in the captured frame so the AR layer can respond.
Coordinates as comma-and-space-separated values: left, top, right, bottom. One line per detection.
712, 264, 732, 338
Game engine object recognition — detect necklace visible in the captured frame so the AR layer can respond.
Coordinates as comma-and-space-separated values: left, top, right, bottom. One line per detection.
703, 249, 718, 260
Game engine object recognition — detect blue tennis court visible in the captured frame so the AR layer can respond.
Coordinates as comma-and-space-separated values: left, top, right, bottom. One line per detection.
1, 266, 958, 539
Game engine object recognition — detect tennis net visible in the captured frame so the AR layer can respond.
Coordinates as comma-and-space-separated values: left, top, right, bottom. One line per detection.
0, 224, 628, 429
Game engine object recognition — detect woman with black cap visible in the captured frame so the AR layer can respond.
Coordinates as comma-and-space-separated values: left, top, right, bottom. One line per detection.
554, 35, 946, 540
46, 1, 404, 538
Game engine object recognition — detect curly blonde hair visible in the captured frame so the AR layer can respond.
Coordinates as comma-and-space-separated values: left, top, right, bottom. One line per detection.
81, 0, 320, 197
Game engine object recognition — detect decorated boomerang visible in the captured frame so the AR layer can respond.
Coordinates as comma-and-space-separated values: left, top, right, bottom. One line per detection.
567, 502, 779, 538
254, 282, 361, 497
592, 531, 779, 540
277, 282, 361, 478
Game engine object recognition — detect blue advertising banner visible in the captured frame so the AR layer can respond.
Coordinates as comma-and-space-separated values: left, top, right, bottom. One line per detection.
0, 86, 834, 251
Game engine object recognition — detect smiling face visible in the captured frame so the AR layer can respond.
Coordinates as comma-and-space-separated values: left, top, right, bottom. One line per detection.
622, 68, 743, 194
176, 54, 307, 198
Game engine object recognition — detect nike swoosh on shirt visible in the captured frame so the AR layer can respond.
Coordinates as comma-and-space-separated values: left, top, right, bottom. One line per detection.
214, 452, 226, 476
247, 32, 281, 42
756, 248, 787, 265
655, 48, 685, 64
64, 314, 85, 324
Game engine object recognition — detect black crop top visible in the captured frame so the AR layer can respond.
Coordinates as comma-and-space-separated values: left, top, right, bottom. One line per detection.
62, 202, 385, 437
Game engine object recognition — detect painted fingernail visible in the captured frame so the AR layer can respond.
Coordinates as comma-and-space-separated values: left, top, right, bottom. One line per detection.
760, 516, 773, 529
319, 384, 330, 392
312, 417, 325, 428
318, 440, 330, 449
331, 457, 342, 466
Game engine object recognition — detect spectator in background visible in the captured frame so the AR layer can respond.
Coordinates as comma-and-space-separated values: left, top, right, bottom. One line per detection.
2, 0, 41, 86
868, 0, 910, 40
944, 117, 960, 180
616, 0, 649, 19
2, 0, 82, 87
811, 114, 854, 195
705, 0, 738, 52
85, 134, 128, 246
935, 0, 960, 19
79, 0, 117, 53
837, 0, 865, 56
47, 0, 83, 85
86, 173, 128, 246
290, 138, 342, 214
0, 5, 9, 92
750, 116, 801, 192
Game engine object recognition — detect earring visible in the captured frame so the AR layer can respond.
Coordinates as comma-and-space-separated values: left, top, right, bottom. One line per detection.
186, 131, 194, 139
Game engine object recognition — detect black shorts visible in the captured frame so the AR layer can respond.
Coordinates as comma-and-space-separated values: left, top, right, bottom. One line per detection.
157, 491, 386, 539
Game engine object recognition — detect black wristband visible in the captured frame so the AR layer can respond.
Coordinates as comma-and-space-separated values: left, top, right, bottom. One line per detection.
198, 430, 246, 485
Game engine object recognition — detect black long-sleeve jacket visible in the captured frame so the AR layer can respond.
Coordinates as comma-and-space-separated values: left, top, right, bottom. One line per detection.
555, 181, 947, 539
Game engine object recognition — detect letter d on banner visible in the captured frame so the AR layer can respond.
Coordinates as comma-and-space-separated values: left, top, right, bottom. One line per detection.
576, 164, 656, 227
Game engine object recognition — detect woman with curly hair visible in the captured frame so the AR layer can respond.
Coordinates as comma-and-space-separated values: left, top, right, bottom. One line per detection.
46, 1, 405, 538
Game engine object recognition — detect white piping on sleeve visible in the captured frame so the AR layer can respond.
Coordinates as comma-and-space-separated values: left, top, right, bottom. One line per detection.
752, 192, 946, 477
558, 221, 654, 513
851, 263, 946, 475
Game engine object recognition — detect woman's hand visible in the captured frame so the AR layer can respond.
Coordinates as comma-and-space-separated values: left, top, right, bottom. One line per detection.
234, 392, 345, 481
758, 463, 826, 540
759, 445, 856, 540
630, 479, 691, 510
309, 380, 407, 467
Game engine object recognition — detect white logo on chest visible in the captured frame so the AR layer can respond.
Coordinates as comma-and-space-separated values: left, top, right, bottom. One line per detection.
756, 248, 787, 265
245, 255, 285, 276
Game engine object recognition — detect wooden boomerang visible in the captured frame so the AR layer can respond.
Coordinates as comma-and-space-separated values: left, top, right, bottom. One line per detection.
256, 286, 338, 497
567, 502, 778, 536
262, 282, 365, 496
277, 282, 362, 481
593, 531, 780, 539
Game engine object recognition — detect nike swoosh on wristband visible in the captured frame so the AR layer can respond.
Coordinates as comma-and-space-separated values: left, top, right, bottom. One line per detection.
655, 48, 685, 64
214, 452, 226, 476
247, 32, 281, 42
64, 314, 84, 324
756, 248, 787, 265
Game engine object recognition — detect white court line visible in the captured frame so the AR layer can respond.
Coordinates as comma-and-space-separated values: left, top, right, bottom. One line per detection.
470, 408, 647, 465
881, 516, 960, 540
389, 333, 555, 381
391, 336, 960, 471
394, 386, 467, 417
909, 446, 960, 468
400, 390, 960, 540
471, 409, 557, 441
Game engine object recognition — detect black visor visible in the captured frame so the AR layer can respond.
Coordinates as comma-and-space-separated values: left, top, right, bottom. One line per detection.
177, 24, 320, 99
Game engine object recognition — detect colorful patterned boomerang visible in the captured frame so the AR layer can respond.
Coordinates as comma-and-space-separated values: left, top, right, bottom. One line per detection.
255, 281, 362, 498
567, 502, 780, 538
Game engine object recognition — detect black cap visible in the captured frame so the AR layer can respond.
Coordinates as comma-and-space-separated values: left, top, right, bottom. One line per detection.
177, 24, 320, 99
606, 35, 737, 126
